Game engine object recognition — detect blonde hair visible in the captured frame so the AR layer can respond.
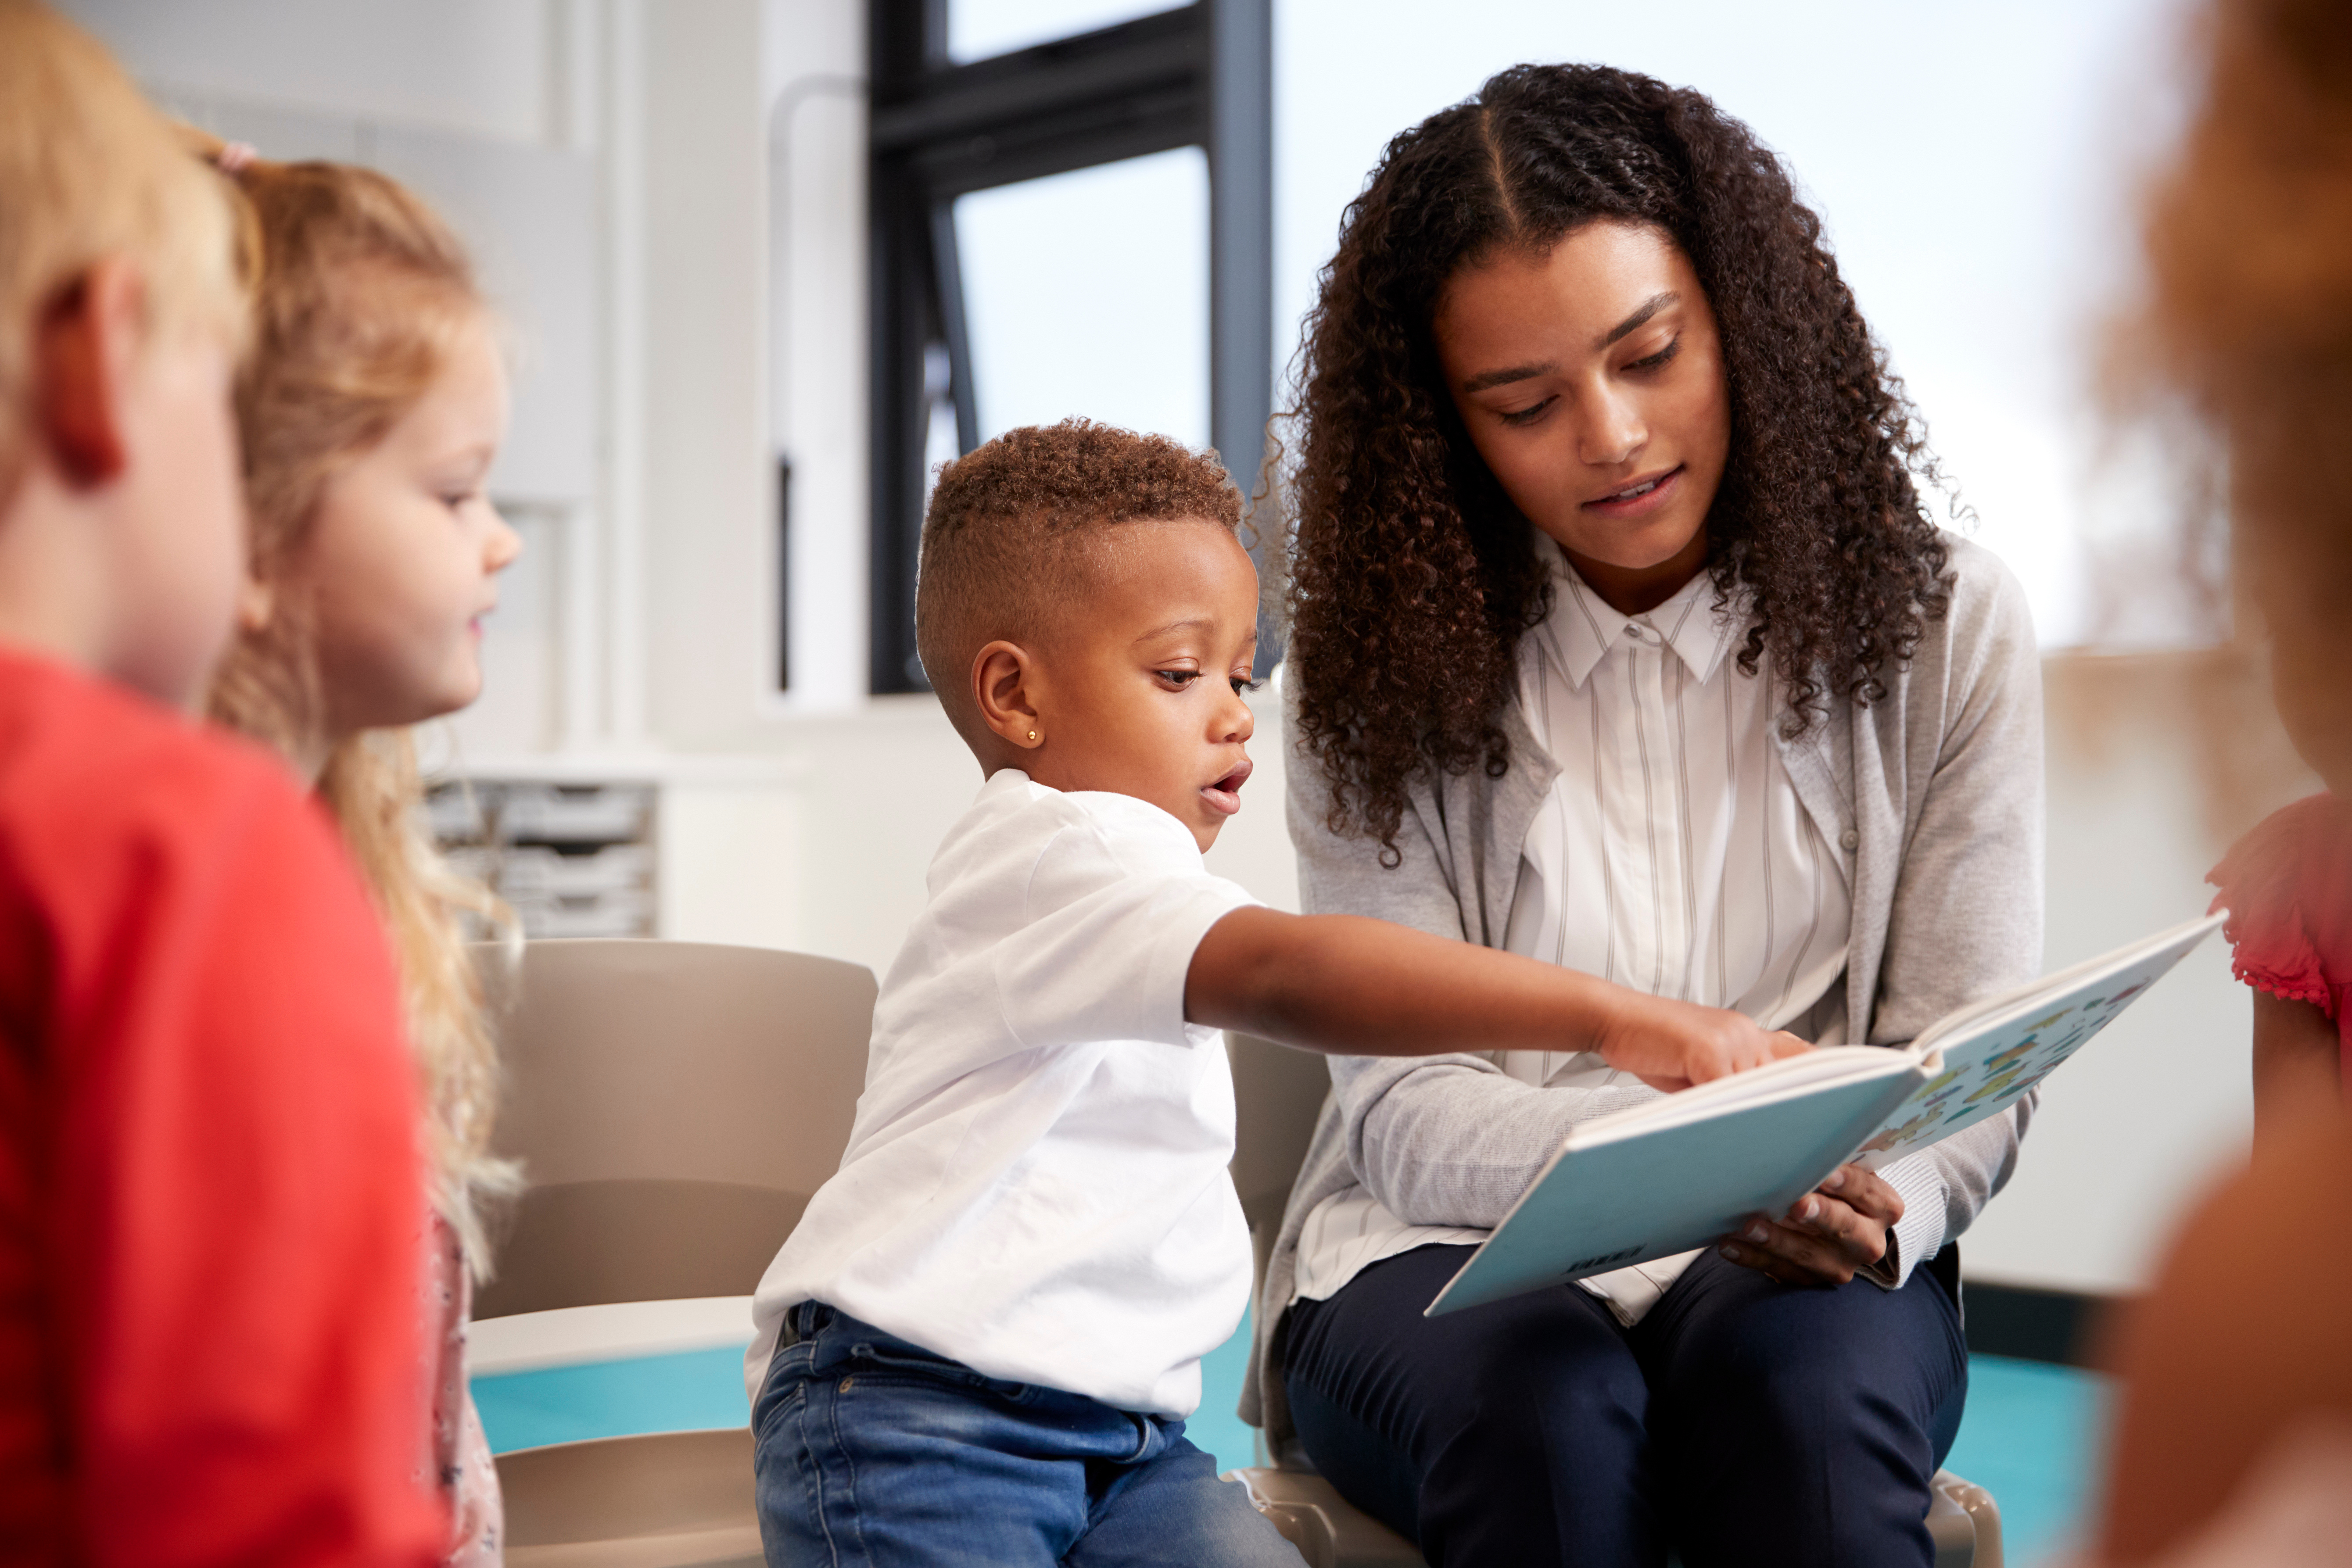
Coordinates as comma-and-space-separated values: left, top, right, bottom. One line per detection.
0, 0, 244, 500
201, 147, 517, 1278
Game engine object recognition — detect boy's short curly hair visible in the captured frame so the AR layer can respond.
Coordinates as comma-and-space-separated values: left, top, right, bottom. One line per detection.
916, 419, 1243, 746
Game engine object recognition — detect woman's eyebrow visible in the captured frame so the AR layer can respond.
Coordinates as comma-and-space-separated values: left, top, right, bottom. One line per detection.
1460, 362, 1555, 393
1596, 290, 1680, 350
1457, 290, 1683, 392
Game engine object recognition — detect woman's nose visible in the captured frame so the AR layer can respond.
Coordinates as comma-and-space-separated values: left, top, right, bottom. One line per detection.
1576, 386, 1646, 469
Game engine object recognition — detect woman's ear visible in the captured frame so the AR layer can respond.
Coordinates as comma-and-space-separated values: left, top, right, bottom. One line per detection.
971, 639, 1046, 750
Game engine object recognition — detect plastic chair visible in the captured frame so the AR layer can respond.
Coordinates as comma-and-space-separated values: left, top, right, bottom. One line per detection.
472, 938, 876, 1568
1219, 1034, 2004, 1568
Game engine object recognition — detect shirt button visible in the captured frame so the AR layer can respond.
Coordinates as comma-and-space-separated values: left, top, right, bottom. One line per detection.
1839, 828, 1860, 851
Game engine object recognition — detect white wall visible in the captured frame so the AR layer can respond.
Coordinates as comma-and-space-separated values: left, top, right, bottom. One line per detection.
634, 0, 774, 747
1963, 658, 2313, 1293
767, 0, 871, 715
63, 0, 562, 144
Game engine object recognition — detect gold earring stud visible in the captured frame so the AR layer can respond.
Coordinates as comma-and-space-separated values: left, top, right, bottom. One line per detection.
1028, 730, 1039, 742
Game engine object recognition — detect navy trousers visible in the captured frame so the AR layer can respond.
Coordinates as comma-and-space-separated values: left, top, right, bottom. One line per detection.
1280, 1243, 1968, 1568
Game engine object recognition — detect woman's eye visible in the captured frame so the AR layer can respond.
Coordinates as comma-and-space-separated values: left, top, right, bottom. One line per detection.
1230, 676, 1262, 695
1626, 337, 1681, 373
1499, 396, 1555, 428
1157, 669, 1201, 687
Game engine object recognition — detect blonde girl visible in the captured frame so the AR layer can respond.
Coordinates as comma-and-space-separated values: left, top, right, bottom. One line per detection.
200, 141, 523, 1566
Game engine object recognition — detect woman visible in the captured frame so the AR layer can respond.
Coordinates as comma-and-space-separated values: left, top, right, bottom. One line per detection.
1246, 64, 2043, 1566
204, 147, 523, 1564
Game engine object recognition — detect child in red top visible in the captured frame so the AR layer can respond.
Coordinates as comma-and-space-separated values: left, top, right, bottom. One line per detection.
2209, 793, 2352, 1138
2211, 790, 2342, 1133
0, 6, 442, 1565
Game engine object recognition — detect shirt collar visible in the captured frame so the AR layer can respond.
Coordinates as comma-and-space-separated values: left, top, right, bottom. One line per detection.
1531, 531, 1738, 691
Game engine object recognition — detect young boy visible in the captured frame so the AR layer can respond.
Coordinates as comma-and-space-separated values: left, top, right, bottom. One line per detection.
0, 7, 441, 1564
747, 421, 1797, 1566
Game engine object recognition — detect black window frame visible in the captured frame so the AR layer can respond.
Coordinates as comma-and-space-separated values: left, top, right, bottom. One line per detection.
867, 0, 1275, 695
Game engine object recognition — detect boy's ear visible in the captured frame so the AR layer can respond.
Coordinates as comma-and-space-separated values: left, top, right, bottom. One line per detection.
36, 258, 144, 487
971, 639, 1046, 751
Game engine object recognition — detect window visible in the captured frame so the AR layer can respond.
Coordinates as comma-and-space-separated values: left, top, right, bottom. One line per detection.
950, 0, 1188, 64
954, 147, 1210, 445
867, 0, 1272, 694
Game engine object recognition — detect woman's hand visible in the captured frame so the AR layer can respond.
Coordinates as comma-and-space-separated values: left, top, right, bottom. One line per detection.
1592, 991, 1811, 1091
1718, 1164, 1904, 1286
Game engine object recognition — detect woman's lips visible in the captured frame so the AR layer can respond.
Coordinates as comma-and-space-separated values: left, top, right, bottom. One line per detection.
1581, 464, 1683, 519
1200, 757, 1253, 817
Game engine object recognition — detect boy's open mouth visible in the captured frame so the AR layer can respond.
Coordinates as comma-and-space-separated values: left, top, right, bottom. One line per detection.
1200, 759, 1252, 817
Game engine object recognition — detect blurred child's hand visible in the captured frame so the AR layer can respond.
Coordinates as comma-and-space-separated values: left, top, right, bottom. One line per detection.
1591, 992, 1811, 1091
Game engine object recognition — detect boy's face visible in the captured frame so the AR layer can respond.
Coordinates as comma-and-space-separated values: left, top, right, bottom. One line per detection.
1015, 520, 1260, 851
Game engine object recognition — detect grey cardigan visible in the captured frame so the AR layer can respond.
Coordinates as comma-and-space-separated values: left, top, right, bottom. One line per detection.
1241, 534, 2046, 1445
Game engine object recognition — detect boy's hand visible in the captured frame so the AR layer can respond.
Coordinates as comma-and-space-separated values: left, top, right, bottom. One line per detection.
1592, 992, 1811, 1091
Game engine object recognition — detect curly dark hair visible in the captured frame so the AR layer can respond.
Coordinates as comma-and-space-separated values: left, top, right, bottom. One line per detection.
1286, 63, 1953, 863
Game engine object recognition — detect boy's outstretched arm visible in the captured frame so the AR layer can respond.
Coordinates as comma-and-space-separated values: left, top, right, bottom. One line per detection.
1186, 906, 1809, 1091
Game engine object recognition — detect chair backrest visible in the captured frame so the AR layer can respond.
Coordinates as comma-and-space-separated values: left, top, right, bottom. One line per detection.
471, 938, 876, 1321
1227, 1033, 1333, 1288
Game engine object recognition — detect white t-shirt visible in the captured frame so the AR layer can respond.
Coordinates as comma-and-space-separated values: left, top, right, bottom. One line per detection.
745, 769, 1262, 1418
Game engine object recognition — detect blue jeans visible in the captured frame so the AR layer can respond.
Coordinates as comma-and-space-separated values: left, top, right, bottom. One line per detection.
753, 1302, 1303, 1568
1282, 1243, 1969, 1568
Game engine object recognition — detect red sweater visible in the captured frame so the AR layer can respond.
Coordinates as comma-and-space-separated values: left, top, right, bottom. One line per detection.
0, 650, 442, 1567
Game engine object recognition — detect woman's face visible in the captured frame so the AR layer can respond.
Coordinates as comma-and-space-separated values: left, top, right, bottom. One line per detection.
1433, 220, 1731, 602
292, 310, 521, 738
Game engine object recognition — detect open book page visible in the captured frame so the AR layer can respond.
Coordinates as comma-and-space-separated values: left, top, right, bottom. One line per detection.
1847, 912, 2225, 1171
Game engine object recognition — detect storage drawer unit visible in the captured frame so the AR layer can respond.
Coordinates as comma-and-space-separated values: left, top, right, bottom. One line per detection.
424, 779, 657, 939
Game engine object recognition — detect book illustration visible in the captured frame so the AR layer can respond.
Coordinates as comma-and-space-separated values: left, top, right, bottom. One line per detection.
1850, 926, 2219, 1168
1982, 1038, 2042, 1074
1423, 913, 2224, 1317
1959, 1070, 2024, 1108
1857, 1109, 1937, 1155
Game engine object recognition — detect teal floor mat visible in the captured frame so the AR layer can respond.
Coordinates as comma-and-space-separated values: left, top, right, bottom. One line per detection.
1945, 1354, 2112, 1565
472, 1322, 2108, 1564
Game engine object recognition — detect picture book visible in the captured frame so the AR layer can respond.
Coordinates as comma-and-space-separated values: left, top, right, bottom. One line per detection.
1423, 912, 2225, 1317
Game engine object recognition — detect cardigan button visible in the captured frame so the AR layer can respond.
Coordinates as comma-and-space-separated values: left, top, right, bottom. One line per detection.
1839, 828, 1860, 851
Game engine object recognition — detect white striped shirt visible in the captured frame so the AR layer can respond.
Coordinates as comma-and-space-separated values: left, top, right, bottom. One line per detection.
1293, 536, 1853, 1325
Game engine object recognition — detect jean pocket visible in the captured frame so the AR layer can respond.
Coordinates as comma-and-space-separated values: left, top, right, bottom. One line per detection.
753, 1335, 822, 1444
752, 1370, 807, 1450
843, 1340, 1040, 1406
